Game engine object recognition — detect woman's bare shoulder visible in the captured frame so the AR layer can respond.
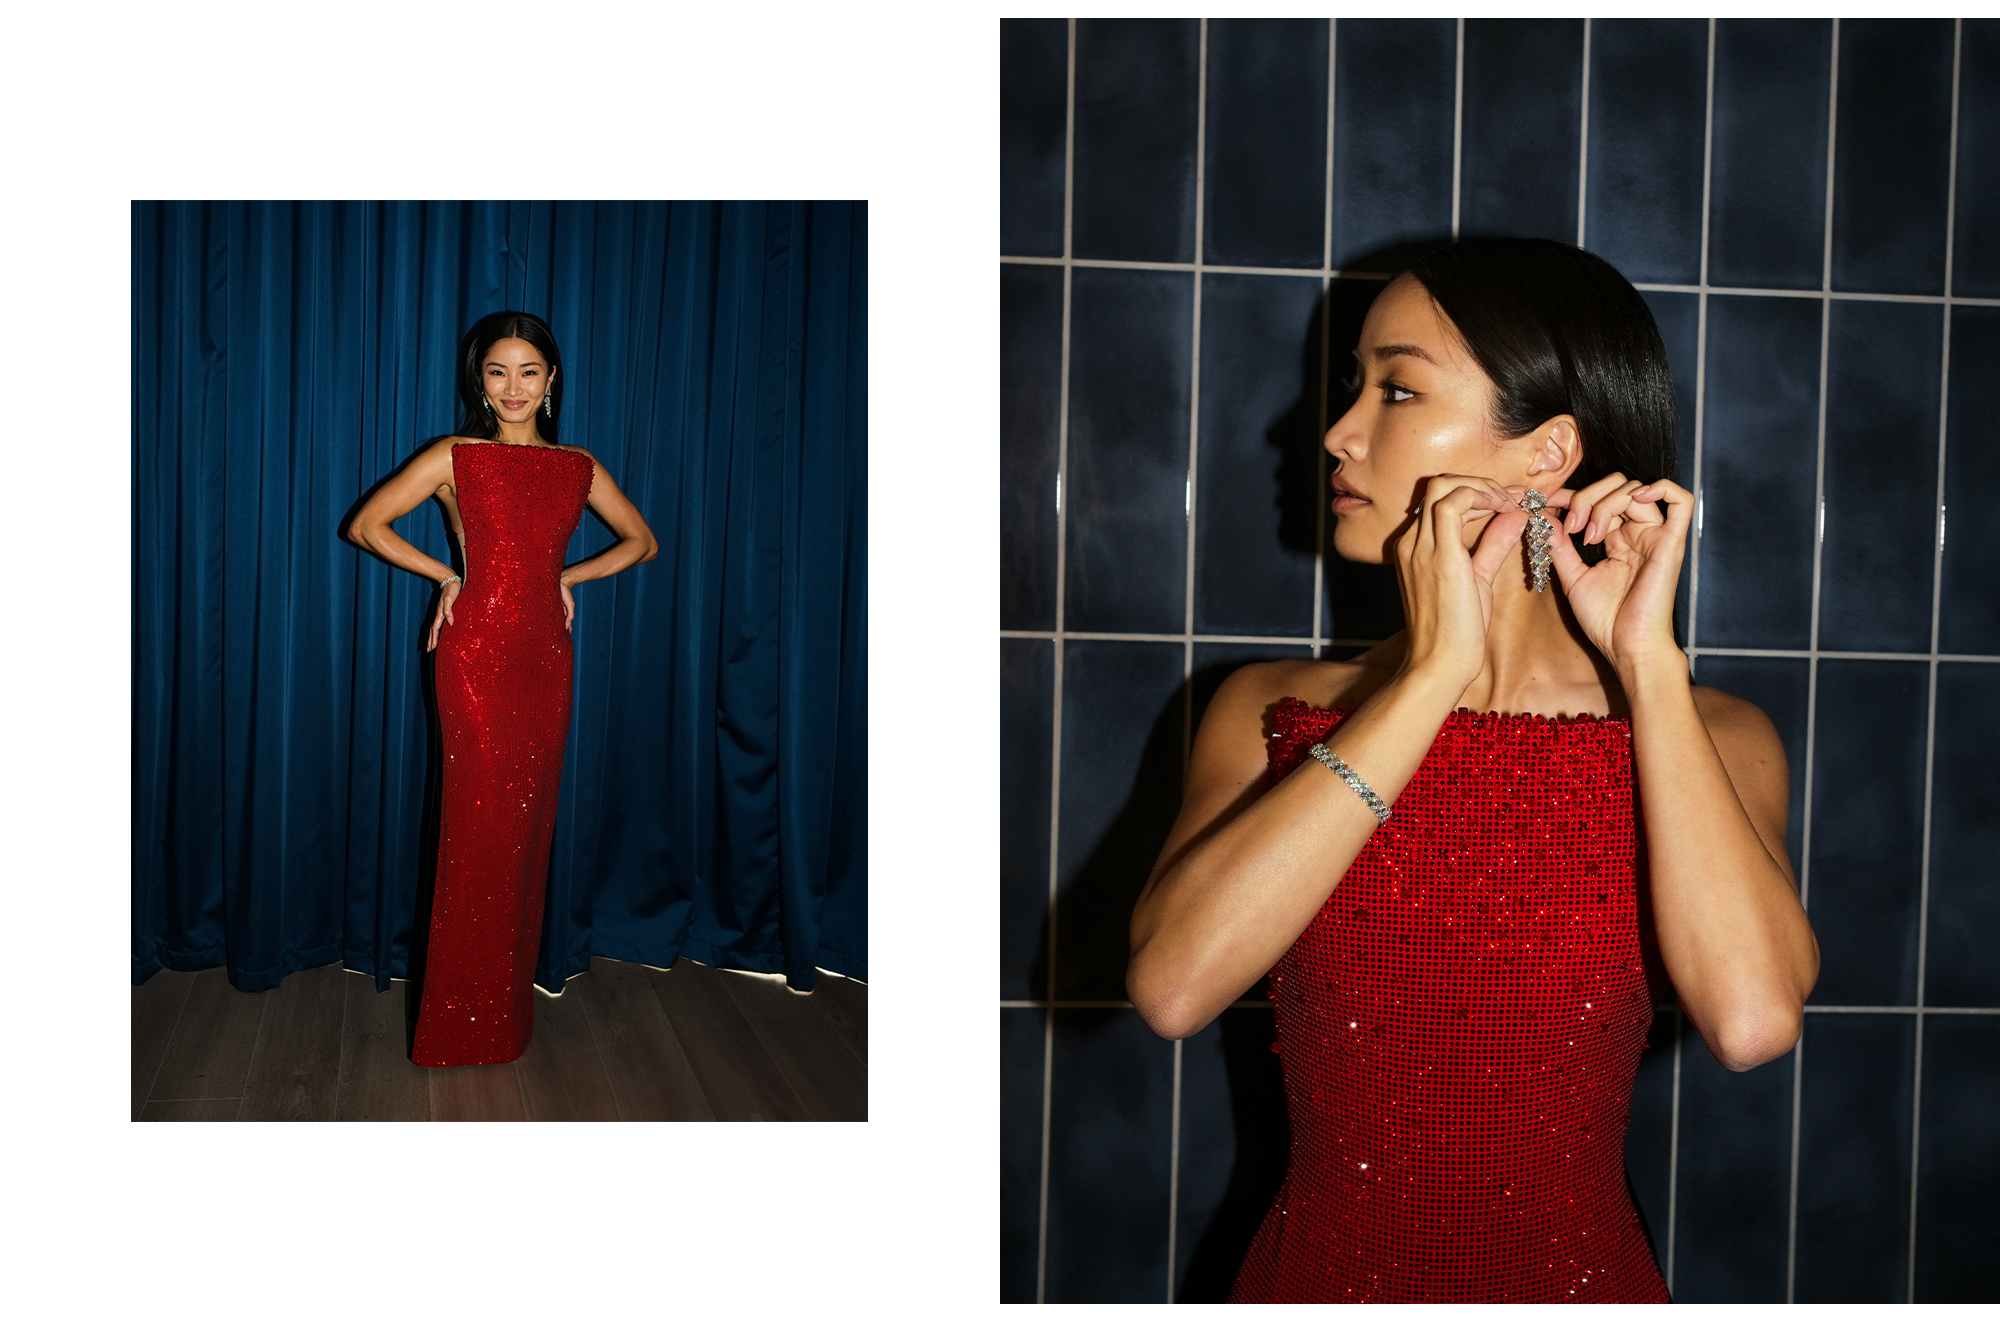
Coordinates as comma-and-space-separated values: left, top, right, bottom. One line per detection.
1207, 640, 1405, 731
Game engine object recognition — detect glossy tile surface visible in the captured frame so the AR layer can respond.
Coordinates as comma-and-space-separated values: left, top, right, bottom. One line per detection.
1001, 1007, 1047, 1303
1923, 664, 2000, 1007
1793, 1014, 1915, 1301
1174, 1007, 1288, 1301
1914, 1015, 2000, 1301
1202, 18, 1328, 270
1830, 19, 1954, 296
1002, 263, 1064, 632
1044, 1008, 1176, 1301
1807, 660, 1929, 1007
1954, 20, 2000, 299
1707, 19, 1831, 290
1063, 267, 1191, 634
1195, 274, 1324, 637
1817, 300, 1942, 654
1055, 640, 1185, 1000
1330, 19, 1457, 270
1692, 295, 1823, 649
1002, 18, 1070, 258
1459, 19, 1584, 242
1640, 288, 1700, 646
1671, 1031, 1795, 1301
1938, 306, 2000, 656
1072, 18, 1199, 264
1586, 19, 1709, 285
1002, 639, 1054, 1001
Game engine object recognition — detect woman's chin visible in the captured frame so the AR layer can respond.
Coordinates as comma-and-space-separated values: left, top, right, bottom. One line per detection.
1330, 520, 1390, 566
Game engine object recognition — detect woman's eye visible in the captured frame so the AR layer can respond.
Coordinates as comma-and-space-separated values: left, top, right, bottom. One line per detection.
1383, 383, 1415, 404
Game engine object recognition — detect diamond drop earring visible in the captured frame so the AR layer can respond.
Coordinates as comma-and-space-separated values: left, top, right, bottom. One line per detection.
1519, 489, 1554, 592
544, 391, 553, 419
482, 394, 494, 416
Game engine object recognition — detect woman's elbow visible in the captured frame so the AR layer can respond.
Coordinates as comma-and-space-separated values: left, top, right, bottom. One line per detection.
1711, 1004, 1803, 1073
1127, 961, 1211, 1042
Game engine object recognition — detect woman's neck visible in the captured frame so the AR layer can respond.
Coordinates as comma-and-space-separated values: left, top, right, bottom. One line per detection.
492, 417, 547, 446
1455, 549, 1618, 718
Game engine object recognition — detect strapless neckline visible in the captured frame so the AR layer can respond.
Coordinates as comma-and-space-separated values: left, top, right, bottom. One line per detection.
1281, 696, 1628, 727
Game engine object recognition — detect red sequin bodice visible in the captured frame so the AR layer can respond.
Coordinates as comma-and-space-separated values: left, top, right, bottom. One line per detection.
412, 441, 593, 1068
1230, 699, 1669, 1304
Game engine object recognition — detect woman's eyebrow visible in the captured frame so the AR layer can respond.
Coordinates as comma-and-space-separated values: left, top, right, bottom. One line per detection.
1369, 343, 1438, 365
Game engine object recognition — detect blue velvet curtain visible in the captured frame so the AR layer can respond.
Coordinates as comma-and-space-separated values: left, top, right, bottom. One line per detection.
132, 200, 867, 994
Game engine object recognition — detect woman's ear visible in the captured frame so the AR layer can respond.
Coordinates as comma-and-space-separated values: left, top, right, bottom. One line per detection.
1524, 416, 1583, 485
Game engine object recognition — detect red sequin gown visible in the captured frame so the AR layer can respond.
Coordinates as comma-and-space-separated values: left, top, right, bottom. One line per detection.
411, 442, 594, 1068
1229, 699, 1670, 1304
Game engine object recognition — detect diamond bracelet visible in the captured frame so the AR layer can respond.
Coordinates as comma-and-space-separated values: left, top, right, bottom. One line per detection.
1306, 742, 1392, 825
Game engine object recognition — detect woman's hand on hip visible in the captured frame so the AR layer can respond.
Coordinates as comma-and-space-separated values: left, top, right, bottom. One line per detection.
426, 578, 461, 652
1545, 473, 1693, 674
559, 577, 575, 632
1396, 473, 1530, 688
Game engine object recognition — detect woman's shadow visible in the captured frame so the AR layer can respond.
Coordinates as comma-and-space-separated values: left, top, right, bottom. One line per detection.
1019, 241, 1430, 1300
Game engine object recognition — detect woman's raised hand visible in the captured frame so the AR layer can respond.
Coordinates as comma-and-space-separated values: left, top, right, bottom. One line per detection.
425, 578, 461, 652
1396, 474, 1531, 687
1544, 472, 1693, 673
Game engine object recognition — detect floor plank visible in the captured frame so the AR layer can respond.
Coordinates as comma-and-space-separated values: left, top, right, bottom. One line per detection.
140, 1097, 243, 1121
132, 970, 196, 1119
573, 958, 715, 1121
717, 969, 868, 1121
150, 967, 266, 1103
239, 962, 348, 1121
430, 1062, 528, 1121
335, 976, 431, 1121
644, 960, 809, 1121
806, 972, 869, 1072
515, 983, 621, 1121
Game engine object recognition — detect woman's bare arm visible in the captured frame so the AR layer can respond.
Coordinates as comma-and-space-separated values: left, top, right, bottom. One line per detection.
347, 438, 460, 584
560, 455, 659, 585
1628, 666, 1818, 1070
1127, 657, 1464, 1040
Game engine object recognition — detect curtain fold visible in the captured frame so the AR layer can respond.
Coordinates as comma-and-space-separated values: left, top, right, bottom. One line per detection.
133, 200, 867, 994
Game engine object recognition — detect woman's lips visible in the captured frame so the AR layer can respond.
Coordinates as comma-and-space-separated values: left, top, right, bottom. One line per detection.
1331, 487, 1369, 514
500, 399, 529, 410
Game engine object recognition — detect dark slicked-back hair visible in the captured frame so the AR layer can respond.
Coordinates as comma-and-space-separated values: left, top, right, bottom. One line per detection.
460, 311, 565, 443
1404, 238, 1676, 560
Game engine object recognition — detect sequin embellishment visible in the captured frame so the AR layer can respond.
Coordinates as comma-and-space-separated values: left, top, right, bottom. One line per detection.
1229, 699, 1669, 1303
412, 443, 593, 1068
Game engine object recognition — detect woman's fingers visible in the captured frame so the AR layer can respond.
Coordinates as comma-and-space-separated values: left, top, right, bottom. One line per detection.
1468, 506, 1531, 582
1558, 471, 1631, 535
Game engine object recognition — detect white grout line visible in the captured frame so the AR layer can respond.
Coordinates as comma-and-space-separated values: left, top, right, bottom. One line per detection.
1666, 1008, 1682, 1293
1786, 1026, 1806, 1301
1168, 1036, 1184, 1300
1576, 18, 1592, 249
1036, 22, 1079, 1304
1000, 631, 2000, 665
1314, 19, 1336, 659
1908, 18, 1962, 1303
1451, 18, 1465, 240
1687, 17, 1716, 656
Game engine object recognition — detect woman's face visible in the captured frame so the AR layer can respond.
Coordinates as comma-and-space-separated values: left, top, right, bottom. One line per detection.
482, 337, 553, 423
1323, 274, 1560, 564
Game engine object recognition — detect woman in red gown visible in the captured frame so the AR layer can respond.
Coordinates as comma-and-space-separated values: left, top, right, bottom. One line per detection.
1128, 239, 1820, 1303
349, 312, 657, 1067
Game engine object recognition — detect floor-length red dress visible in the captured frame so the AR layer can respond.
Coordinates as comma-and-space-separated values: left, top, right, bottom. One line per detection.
1229, 699, 1671, 1303
411, 441, 594, 1068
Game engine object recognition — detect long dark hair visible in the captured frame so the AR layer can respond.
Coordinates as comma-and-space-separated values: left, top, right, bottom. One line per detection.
459, 311, 566, 443
1403, 238, 1676, 561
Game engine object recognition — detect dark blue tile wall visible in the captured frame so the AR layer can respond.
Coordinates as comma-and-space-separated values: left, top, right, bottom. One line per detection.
1044, 1009, 1176, 1301
1817, 300, 1942, 654
1692, 295, 1822, 650
1203, 18, 1328, 270
1793, 1014, 1916, 1301
1003, 18, 1998, 1305
1002, 1007, 1047, 1301
1195, 274, 1323, 637
1939, 306, 2000, 656
1807, 660, 1929, 1007
1956, 21, 2000, 298
1832, 20, 1955, 296
1587, 19, 1709, 284
1002, 19, 1070, 258
1331, 20, 1457, 270
1002, 263, 1063, 631
1913, 1015, 2000, 1301
1063, 267, 1191, 635
1924, 663, 2000, 1007
1072, 19, 1199, 264
1054, 640, 1185, 1001
1002, 638, 1054, 1001
1460, 19, 1584, 243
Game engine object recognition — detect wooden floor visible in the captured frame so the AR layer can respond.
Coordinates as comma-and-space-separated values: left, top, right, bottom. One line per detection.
131, 956, 865, 1121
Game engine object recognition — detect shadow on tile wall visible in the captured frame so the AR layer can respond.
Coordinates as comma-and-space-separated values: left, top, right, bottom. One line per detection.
1001, 16, 2000, 1305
